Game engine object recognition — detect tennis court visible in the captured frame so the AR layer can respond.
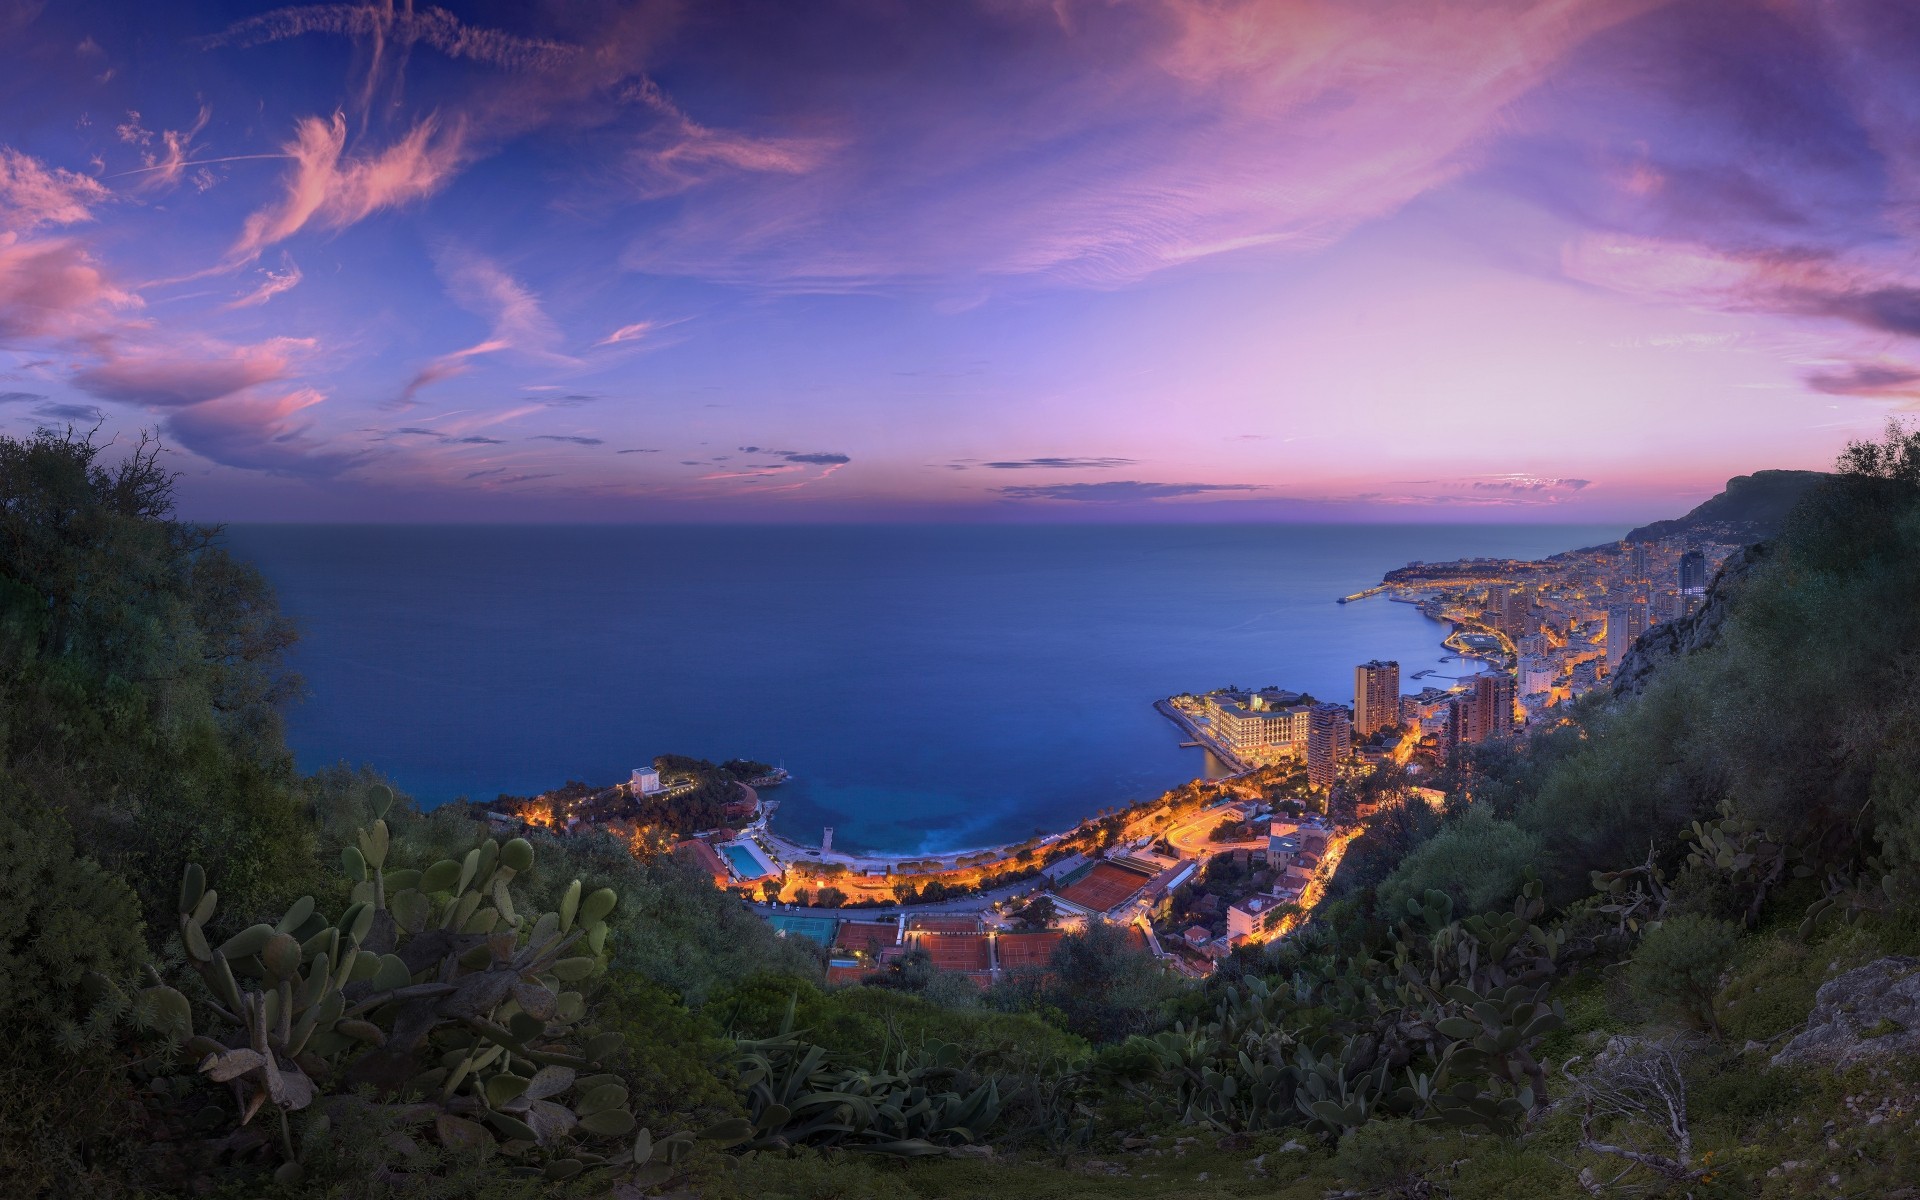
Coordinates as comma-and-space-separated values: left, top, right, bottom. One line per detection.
911, 932, 990, 972
833, 921, 899, 955
1057, 862, 1152, 912
769, 914, 838, 946
906, 915, 981, 934
993, 931, 1063, 970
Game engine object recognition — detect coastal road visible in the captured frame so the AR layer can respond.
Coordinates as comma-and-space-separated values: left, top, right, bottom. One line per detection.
746, 874, 1050, 923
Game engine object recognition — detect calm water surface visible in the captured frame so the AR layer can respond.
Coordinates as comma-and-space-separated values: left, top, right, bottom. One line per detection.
224, 524, 1622, 853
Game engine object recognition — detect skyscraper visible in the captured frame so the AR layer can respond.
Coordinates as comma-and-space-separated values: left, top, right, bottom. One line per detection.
1630, 543, 1650, 582
1679, 548, 1707, 595
1605, 601, 1649, 671
1466, 672, 1517, 742
1306, 703, 1351, 791
1354, 659, 1400, 736
1501, 587, 1533, 639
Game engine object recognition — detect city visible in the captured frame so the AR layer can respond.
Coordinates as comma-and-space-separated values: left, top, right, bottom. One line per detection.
474, 524, 1732, 990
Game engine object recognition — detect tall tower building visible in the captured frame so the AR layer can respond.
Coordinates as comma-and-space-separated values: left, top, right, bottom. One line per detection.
1679, 548, 1707, 595
1630, 543, 1650, 582
1468, 672, 1518, 742
1306, 703, 1351, 791
1501, 588, 1533, 639
1353, 659, 1401, 737
1605, 601, 1649, 671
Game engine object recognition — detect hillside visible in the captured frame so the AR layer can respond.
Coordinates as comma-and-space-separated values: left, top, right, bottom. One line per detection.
1624, 468, 1827, 544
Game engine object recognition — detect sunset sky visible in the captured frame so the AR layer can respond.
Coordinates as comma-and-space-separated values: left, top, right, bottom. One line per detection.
2, 0, 1917, 521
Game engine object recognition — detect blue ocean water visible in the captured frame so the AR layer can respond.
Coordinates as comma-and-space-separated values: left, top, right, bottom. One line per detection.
223, 524, 1623, 854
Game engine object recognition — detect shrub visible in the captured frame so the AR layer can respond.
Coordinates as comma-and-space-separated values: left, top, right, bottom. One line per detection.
1631, 915, 1740, 1036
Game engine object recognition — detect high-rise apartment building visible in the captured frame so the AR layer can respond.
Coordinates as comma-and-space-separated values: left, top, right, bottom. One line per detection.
1306, 703, 1351, 791
1353, 659, 1401, 736
1605, 601, 1649, 671
1630, 543, 1650, 582
1501, 588, 1533, 639
1679, 548, 1707, 595
1464, 672, 1518, 743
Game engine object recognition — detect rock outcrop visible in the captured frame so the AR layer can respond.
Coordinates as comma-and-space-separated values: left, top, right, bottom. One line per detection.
1611, 542, 1767, 698
1773, 957, 1920, 1070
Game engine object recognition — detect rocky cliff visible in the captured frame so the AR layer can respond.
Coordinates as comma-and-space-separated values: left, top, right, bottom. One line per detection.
1610, 541, 1768, 697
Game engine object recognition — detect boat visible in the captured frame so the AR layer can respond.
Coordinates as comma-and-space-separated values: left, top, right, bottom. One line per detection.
748, 766, 792, 787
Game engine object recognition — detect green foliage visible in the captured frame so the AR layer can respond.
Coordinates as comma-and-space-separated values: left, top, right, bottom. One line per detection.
989, 922, 1183, 1043
596, 974, 743, 1129
1630, 914, 1739, 1036
151, 799, 650, 1187
1335, 1120, 1431, 1196
1377, 807, 1541, 917
0, 428, 315, 932
0, 795, 147, 1050
730, 1001, 1005, 1156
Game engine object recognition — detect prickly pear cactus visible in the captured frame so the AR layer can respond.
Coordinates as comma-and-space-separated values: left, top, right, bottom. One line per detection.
142, 787, 654, 1186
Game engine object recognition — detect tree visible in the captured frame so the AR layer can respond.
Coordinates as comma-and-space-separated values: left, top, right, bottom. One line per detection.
815, 886, 848, 909
1836, 416, 1920, 485
760, 878, 782, 903
1014, 895, 1057, 930
1630, 914, 1738, 1036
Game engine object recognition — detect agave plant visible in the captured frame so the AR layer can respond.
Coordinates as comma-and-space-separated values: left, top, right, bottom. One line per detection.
139, 789, 659, 1185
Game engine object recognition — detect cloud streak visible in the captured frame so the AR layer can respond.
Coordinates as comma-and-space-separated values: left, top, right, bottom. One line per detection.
231, 113, 464, 262
997, 480, 1264, 503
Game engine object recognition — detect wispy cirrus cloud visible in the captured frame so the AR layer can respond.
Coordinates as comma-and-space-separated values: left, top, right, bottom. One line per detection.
596, 321, 655, 346
997, 480, 1264, 503
395, 248, 565, 406
624, 0, 1659, 289
230, 112, 465, 262
225, 254, 303, 309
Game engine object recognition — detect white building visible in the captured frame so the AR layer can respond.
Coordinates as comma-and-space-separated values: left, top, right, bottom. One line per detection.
631, 766, 664, 796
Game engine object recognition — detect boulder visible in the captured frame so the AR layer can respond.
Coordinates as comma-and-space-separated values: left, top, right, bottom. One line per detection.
1772, 956, 1920, 1070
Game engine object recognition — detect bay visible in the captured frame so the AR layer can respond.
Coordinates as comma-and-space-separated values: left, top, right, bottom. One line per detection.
224, 523, 1623, 854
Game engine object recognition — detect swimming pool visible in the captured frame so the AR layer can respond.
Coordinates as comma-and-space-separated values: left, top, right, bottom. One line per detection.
722, 843, 769, 879
770, 915, 838, 946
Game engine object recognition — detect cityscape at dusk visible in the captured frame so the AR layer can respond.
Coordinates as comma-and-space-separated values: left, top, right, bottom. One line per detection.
13, 5, 1920, 1198
4, 1, 1918, 521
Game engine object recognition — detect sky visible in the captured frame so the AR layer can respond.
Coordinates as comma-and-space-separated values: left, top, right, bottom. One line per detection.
1, 0, 1917, 523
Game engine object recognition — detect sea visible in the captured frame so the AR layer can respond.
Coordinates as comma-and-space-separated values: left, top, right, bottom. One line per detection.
223, 524, 1624, 855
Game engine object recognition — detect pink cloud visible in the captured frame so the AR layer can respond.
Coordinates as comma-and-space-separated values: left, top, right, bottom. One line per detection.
0, 147, 111, 232
623, 0, 1660, 288
596, 320, 655, 346
74, 336, 312, 406
230, 113, 465, 260
224, 254, 303, 309
395, 249, 564, 406
0, 235, 139, 341
165, 385, 357, 475
134, 106, 212, 192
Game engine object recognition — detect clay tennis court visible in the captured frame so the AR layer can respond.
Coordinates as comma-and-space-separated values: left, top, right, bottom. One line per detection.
1057, 861, 1153, 912
906, 915, 982, 934
833, 921, 899, 954
910, 932, 991, 972
993, 930, 1063, 969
